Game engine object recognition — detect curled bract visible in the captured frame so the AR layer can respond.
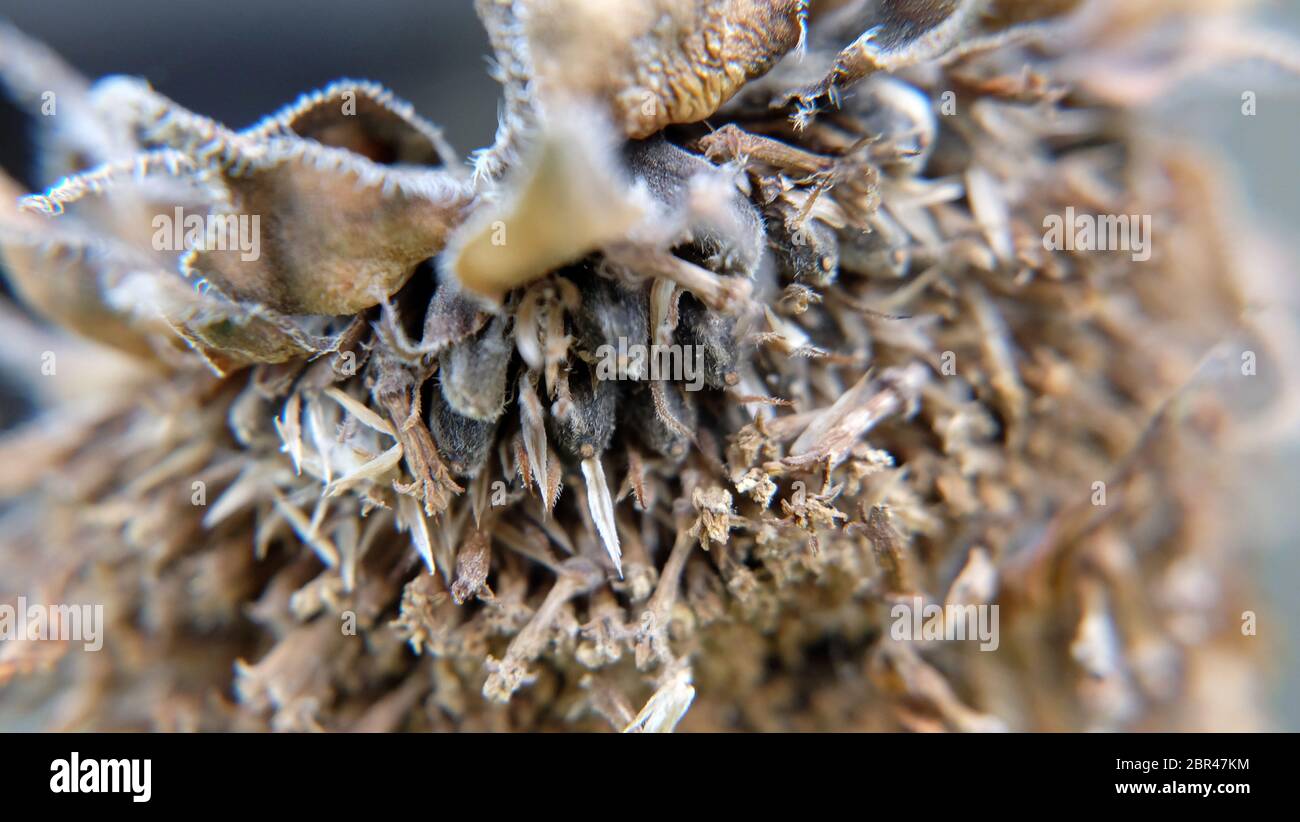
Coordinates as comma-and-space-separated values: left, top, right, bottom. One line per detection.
474, 0, 809, 176
8, 70, 475, 370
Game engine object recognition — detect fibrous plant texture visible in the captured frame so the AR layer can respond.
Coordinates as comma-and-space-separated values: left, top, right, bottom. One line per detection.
0, 0, 1296, 731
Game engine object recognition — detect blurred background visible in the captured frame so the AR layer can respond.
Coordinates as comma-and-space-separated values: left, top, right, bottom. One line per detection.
1, 0, 1297, 728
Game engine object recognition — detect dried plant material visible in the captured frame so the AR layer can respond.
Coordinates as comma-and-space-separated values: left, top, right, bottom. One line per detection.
0, 170, 161, 358
25, 78, 473, 318
875, 639, 1008, 733
181, 150, 469, 317
420, 282, 490, 354
243, 80, 458, 166
859, 505, 914, 596
439, 316, 511, 422
625, 136, 767, 279
451, 529, 494, 605
787, 364, 925, 467
623, 666, 696, 733
474, 0, 808, 176
373, 355, 465, 509
689, 485, 735, 548
0, 0, 1290, 734
516, 374, 553, 508
786, 0, 1084, 123
483, 559, 602, 702
581, 456, 623, 576
445, 105, 646, 302
945, 546, 997, 609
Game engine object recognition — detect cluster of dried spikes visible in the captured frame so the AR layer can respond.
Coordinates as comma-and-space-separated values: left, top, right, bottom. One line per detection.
1, 0, 1297, 731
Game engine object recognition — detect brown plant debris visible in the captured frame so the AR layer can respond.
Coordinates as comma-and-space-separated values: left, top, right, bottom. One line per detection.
1, 0, 1296, 731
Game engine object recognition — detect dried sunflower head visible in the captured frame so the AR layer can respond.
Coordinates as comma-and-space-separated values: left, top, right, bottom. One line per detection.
1, 1, 1297, 732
